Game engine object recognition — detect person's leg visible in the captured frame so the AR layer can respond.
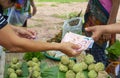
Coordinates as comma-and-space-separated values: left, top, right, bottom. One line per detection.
22, 20, 27, 27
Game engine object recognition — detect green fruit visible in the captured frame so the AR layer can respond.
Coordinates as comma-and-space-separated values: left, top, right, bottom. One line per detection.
76, 72, 86, 78
9, 72, 17, 78
85, 54, 95, 64
68, 60, 75, 70
7, 68, 15, 75
66, 70, 75, 78
16, 62, 22, 69
73, 64, 83, 73
80, 62, 88, 70
28, 67, 33, 73
88, 63, 95, 71
16, 69, 22, 76
32, 71, 41, 78
12, 57, 19, 64
10, 63, 17, 70
61, 56, 70, 65
59, 63, 68, 72
94, 62, 105, 72
27, 61, 33, 67
32, 57, 39, 63
88, 70, 97, 78
33, 66, 40, 72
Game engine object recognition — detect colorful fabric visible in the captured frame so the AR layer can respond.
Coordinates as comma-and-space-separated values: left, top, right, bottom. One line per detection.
0, 6, 8, 29
83, 0, 112, 45
99, 0, 112, 13
15, 0, 31, 17
83, 0, 112, 66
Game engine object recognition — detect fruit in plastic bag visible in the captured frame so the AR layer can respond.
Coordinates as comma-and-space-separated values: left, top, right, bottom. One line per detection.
94, 62, 105, 72
76, 72, 86, 78
88, 70, 97, 78
66, 70, 76, 78
61, 55, 70, 65
84, 54, 95, 64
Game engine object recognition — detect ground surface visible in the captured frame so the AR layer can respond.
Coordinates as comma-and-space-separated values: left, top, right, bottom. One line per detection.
6, 2, 120, 62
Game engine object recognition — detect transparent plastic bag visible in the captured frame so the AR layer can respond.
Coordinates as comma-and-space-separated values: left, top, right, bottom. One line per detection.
7, 7, 27, 26
62, 17, 83, 38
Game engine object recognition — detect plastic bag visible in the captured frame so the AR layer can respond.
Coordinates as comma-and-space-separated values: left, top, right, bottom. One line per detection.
7, 7, 27, 26
62, 17, 83, 38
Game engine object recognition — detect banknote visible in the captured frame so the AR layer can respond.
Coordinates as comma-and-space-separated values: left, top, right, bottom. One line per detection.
62, 32, 94, 51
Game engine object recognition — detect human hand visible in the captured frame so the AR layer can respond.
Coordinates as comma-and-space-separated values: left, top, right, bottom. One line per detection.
14, 27, 37, 39
60, 42, 81, 57
85, 26, 104, 41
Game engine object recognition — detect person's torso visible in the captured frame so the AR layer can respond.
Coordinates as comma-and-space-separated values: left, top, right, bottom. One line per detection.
99, 0, 112, 13
15, 0, 31, 14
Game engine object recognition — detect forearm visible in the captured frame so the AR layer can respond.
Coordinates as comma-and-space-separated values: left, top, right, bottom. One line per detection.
14, 39, 61, 52
0, 25, 61, 52
104, 23, 120, 34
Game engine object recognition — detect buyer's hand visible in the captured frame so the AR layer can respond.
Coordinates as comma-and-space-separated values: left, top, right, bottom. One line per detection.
12, 26, 37, 39
60, 42, 81, 57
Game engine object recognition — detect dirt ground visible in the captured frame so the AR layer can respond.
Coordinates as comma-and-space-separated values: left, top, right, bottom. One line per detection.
5, 2, 120, 62
28, 2, 88, 41
28, 2, 120, 41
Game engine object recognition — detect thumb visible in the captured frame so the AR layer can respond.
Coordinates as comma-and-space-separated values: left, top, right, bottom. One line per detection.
85, 27, 93, 32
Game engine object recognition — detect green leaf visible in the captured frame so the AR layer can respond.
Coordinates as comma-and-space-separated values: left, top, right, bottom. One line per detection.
41, 64, 65, 78
106, 40, 120, 60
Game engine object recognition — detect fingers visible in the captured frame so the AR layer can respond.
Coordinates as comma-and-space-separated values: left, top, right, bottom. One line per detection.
85, 27, 93, 32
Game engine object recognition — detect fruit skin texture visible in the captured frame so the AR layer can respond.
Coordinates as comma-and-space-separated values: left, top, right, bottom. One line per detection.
88, 70, 97, 78
85, 54, 95, 64
32, 57, 39, 63
88, 63, 95, 71
12, 57, 19, 64
76, 72, 86, 78
16, 69, 22, 76
32, 71, 41, 78
61, 56, 70, 65
7, 68, 15, 75
73, 63, 83, 73
94, 62, 105, 72
66, 70, 76, 78
9, 72, 17, 78
59, 63, 68, 72
68, 60, 75, 70
80, 62, 88, 70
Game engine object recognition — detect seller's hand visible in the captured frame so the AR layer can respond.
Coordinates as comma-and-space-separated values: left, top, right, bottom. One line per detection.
60, 42, 81, 57
85, 26, 104, 41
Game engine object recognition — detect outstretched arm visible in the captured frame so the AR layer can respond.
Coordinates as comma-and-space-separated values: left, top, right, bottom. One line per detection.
85, 23, 120, 41
0, 24, 81, 57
